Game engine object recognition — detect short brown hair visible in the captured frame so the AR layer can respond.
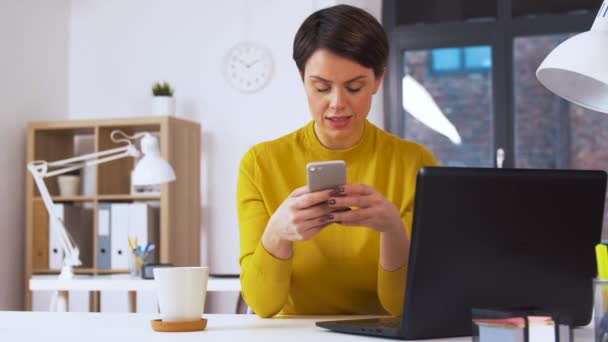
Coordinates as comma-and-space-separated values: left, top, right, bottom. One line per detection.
292, 4, 388, 77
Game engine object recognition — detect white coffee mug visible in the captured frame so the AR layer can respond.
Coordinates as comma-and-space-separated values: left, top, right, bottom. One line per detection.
154, 266, 209, 322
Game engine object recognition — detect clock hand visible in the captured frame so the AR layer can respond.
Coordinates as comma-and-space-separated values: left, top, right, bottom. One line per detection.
244, 59, 261, 68
235, 57, 249, 67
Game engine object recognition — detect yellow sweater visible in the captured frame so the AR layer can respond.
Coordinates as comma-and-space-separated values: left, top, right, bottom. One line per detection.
237, 120, 438, 318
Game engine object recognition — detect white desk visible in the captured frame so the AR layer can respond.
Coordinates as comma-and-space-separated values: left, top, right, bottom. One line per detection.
0, 312, 594, 342
30, 274, 241, 312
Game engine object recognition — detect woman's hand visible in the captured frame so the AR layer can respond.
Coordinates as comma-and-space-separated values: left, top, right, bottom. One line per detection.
261, 186, 336, 259
328, 184, 408, 270
328, 184, 403, 233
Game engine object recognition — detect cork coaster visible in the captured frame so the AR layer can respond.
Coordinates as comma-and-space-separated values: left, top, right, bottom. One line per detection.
150, 318, 207, 332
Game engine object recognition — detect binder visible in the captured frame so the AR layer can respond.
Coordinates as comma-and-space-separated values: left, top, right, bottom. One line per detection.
97, 203, 112, 269
33, 200, 50, 269
49, 204, 65, 270
66, 205, 93, 268
49, 204, 92, 269
110, 203, 130, 269
128, 203, 159, 263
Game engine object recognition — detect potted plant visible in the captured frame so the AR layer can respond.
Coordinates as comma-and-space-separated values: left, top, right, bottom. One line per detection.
151, 81, 175, 116
57, 169, 81, 197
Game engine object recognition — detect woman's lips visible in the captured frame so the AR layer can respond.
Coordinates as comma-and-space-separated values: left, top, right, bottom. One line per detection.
326, 116, 352, 129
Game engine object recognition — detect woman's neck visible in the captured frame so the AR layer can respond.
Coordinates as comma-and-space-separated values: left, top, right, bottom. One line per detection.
313, 122, 365, 150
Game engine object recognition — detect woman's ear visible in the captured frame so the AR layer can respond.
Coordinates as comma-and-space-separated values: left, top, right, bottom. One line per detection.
372, 68, 386, 94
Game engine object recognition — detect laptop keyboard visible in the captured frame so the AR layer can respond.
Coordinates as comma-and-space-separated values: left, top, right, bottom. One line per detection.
337, 318, 401, 330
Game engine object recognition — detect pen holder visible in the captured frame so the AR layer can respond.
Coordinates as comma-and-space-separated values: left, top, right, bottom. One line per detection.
594, 278, 608, 342
129, 249, 154, 278
471, 307, 572, 342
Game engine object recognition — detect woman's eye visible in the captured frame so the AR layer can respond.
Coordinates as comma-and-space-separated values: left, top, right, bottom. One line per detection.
315, 87, 330, 93
346, 87, 362, 93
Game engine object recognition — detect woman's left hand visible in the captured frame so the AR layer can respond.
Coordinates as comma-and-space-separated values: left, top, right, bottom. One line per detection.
328, 184, 403, 233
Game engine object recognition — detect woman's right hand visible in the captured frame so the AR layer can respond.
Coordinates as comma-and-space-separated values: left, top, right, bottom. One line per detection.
261, 185, 336, 259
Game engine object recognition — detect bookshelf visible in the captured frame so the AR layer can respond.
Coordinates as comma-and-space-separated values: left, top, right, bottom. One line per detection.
25, 116, 201, 310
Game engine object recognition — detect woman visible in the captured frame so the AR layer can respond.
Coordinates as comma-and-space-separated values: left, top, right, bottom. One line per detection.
237, 5, 438, 318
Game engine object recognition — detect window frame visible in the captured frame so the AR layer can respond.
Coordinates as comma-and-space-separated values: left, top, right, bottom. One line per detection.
383, 0, 597, 168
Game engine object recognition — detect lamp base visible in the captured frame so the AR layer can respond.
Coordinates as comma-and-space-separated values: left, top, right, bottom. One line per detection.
58, 265, 74, 279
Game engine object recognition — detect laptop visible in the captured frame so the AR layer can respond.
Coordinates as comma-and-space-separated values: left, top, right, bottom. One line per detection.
316, 167, 606, 339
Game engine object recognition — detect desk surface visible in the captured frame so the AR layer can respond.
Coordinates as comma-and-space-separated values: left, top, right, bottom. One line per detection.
0, 312, 594, 342
30, 274, 241, 292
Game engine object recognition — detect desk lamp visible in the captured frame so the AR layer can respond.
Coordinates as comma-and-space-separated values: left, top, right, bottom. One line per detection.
536, 1, 608, 113
27, 130, 176, 279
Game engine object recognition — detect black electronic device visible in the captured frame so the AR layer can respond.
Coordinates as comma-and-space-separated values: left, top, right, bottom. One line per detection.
317, 167, 606, 339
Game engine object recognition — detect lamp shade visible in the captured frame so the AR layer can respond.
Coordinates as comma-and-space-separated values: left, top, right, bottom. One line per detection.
536, 2, 608, 113
131, 133, 176, 186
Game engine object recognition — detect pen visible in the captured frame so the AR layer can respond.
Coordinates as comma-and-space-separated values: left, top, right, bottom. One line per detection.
128, 237, 135, 251
144, 242, 151, 254
143, 245, 155, 259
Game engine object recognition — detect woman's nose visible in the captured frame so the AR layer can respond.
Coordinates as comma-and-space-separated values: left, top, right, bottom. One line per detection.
329, 88, 346, 111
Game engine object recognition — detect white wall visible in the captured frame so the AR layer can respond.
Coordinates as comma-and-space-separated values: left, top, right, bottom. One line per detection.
0, 0, 384, 313
0, 0, 70, 310
67, 0, 383, 277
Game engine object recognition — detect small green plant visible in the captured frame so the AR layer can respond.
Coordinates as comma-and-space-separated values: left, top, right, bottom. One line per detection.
151, 81, 174, 97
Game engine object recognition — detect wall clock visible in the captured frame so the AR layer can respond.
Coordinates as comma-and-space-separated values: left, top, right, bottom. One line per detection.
223, 42, 274, 93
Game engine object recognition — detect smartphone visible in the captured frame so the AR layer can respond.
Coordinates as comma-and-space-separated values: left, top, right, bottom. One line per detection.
306, 160, 346, 192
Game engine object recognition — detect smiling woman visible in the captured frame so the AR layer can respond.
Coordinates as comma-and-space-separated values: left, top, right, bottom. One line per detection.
302, 50, 383, 150
236, 4, 438, 318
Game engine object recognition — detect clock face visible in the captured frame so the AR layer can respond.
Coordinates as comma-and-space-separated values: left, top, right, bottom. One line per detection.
223, 42, 274, 93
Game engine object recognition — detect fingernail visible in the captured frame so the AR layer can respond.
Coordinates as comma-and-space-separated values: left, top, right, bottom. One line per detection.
329, 191, 340, 196
328, 199, 336, 205
327, 214, 334, 220
339, 187, 345, 192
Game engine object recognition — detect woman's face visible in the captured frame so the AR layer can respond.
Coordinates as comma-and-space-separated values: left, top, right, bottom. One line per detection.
302, 49, 384, 150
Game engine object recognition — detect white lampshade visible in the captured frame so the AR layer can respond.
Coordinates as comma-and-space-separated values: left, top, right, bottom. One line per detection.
131, 133, 176, 186
536, 2, 608, 113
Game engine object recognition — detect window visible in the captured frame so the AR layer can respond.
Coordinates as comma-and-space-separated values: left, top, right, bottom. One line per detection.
430, 46, 492, 73
406, 46, 493, 166
431, 48, 461, 72
513, 33, 608, 228
384, 0, 607, 235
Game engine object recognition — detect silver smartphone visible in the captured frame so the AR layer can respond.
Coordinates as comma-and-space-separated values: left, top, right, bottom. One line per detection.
306, 160, 346, 192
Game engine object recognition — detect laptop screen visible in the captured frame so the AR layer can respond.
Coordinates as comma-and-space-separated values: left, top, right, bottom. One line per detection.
401, 167, 606, 339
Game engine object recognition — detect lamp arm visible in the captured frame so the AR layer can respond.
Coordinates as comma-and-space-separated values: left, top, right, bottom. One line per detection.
27, 164, 81, 271
42, 147, 138, 178
26, 137, 140, 278
45, 144, 134, 168
33, 144, 138, 178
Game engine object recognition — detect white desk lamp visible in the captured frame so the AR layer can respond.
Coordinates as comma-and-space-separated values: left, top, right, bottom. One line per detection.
536, 0, 608, 113
27, 130, 176, 279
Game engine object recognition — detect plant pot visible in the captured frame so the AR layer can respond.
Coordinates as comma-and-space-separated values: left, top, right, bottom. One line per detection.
153, 96, 176, 116
57, 175, 80, 196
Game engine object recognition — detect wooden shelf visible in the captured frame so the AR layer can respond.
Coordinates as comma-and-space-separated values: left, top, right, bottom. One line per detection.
96, 269, 130, 274
25, 116, 201, 311
34, 196, 95, 202
97, 194, 161, 201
